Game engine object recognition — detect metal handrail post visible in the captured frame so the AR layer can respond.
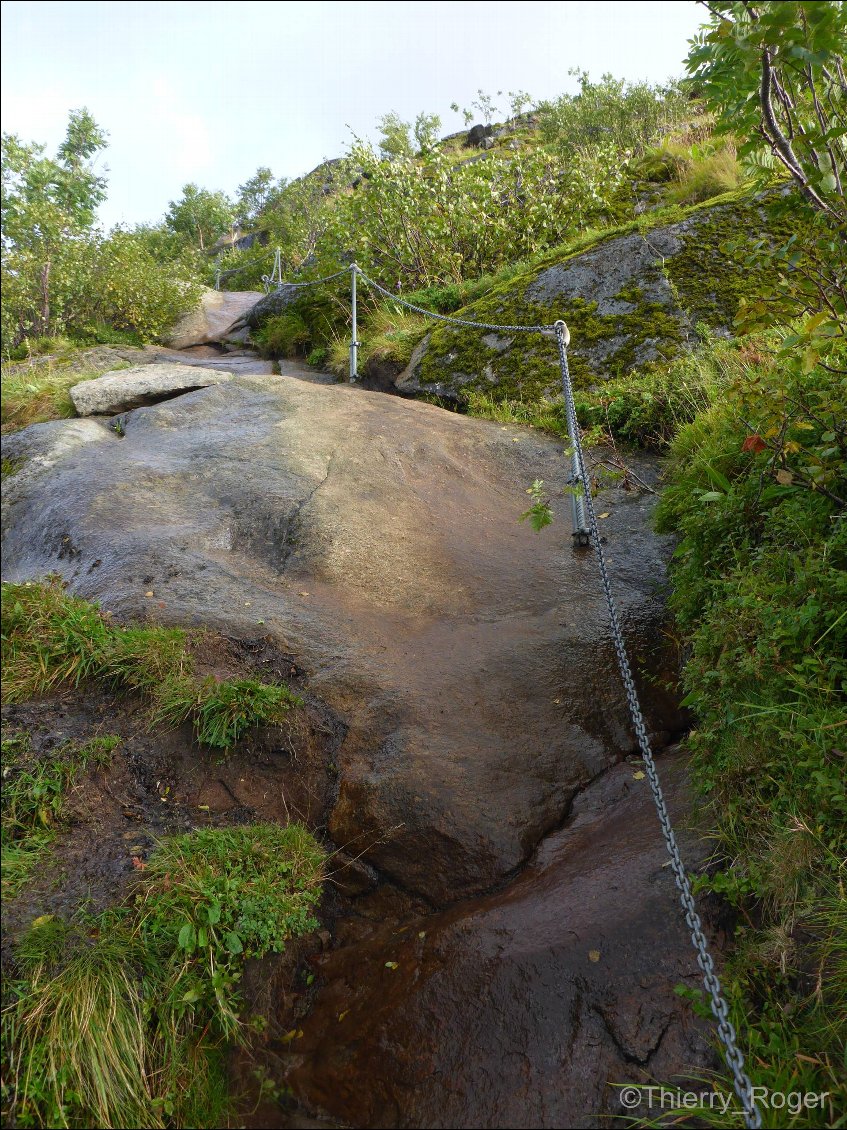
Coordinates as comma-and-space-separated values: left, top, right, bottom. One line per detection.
350, 264, 359, 382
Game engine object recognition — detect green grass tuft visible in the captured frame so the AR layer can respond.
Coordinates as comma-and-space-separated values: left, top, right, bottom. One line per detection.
1, 579, 302, 748
2, 824, 324, 1128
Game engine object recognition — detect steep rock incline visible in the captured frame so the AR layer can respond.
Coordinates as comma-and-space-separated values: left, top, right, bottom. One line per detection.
164, 288, 264, 349
2, 375, 684, 904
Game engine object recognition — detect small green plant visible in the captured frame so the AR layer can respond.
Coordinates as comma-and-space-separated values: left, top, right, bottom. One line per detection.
520, 479, 554, 532
306, 345, 328, 368
1, 579, 302, 748
1, 733, 119, 898
137, 823, 324, 1041
2, 825, 324, 1128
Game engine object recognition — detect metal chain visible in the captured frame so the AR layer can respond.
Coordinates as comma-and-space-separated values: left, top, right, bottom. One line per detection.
261, 265, 353, 290
215, 245, 759, 1122
553, 322, 762, 1130
357, 269, 551, 333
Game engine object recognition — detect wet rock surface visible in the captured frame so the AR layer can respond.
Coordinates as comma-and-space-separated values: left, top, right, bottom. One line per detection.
2, 375, 684, 906
0, 369, 719, 1127
282, 752, 715, 1129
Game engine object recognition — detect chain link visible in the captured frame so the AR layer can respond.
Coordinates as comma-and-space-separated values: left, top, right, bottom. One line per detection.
225, 251, 759, 1122
358, 270, 552, 333
553, 323, 762, 1130
261, 265, 353, 290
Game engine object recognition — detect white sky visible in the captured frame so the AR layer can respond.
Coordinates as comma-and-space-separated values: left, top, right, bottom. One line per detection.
1, 1, 708, 230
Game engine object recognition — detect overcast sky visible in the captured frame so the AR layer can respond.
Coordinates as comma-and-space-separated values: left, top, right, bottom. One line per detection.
1, 1, 708, 230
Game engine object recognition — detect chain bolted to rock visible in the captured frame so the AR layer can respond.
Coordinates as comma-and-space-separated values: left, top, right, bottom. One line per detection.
225, 248, 765, 1128
553, 319, 762, 1130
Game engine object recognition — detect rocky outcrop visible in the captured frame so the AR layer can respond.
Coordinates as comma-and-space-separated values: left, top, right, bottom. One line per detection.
242, 284, 301, 329
1, 376, 684, 904
465, 123, 494, 148
69, 363, 235, 415
164, 288, 264, 349
396, 193, 789, 403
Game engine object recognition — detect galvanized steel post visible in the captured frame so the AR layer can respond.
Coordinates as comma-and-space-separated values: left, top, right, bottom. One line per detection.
350, 263, 359, 382
553, 321, 590, 547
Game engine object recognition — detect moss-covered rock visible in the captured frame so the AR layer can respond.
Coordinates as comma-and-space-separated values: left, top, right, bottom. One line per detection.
397, 192, 799, 403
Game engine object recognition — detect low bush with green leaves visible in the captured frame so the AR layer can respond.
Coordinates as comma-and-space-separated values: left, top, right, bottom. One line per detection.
652, 338, 847, 1118
2, 824, 324, 1128
1, 579, 301, 748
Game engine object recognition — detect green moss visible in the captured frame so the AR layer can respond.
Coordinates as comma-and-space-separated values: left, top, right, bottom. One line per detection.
415, 189, 810, 404
417, 264, 686, 401
665, 193, 805, 327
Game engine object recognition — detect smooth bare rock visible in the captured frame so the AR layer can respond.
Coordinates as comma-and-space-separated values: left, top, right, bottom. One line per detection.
164, 288, 264, 349
1, 376, 685, 903
69, 363, 235, 415
284, 755, 714, 1128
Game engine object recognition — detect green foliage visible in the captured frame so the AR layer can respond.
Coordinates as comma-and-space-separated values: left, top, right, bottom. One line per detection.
520, 479, 554, 532
164, 183, 235, 252
0, 579, 301, 749
572, 332, 733, 448
137, 824, 323, 1039
538, 70, 691, 157
663, 138, 743, 205
687, 1, 847, 350
254, 309, 311, 357
377, 112, 414, 160
1, 362, 82, 429
1, 115, 203, 352
1, 732, 119, 899
413, 111, 442, 153
235, 166, 282, 227
2, 110, 106, 347
330, 137, 628, 289
2, 824, 324, 1128
2, 918, 159, 1129
654, 338, 846, 1115
155, 677, 302, 749
687, 2, 846, 224
358, 306, 430, 370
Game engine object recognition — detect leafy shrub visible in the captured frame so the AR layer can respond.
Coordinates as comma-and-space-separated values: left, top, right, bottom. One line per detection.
538, 70, 691, 157
655, 339, 847, 1113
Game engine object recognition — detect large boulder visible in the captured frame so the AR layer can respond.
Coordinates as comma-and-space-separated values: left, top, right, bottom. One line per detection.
69, 363, 235, 415
397, 193, 795, 403
164, 289, 264, 349
1, 376, 685, 904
